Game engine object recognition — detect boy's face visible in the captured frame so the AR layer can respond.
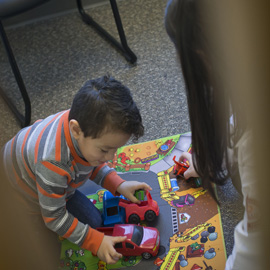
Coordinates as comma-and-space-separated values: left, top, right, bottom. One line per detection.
70, 120, 131, 166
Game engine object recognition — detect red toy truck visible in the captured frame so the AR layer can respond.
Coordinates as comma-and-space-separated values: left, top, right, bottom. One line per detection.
172, 155, 189, 177
97, 224, 160, 259
118, 190, 159, 224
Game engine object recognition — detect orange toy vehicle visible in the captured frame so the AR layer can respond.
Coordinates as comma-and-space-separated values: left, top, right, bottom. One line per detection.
172, 155, 189, 177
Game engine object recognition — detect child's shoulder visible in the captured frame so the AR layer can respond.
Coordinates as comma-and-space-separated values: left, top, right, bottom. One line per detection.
18, 110, 70, 156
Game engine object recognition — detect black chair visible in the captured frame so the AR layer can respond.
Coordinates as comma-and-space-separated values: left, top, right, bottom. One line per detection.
0, 0, 49, 127
0, 0, 137, 128
76, 0, 137, 64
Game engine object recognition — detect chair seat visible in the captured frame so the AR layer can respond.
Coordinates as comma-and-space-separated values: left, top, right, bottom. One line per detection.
0, 0, 49, 19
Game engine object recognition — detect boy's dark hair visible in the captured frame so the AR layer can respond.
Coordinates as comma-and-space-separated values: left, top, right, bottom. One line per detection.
69, 75, 144, 141
165, 0, 246, 202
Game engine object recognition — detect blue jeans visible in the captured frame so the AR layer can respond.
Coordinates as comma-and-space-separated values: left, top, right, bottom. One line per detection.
66, 190, 103, 229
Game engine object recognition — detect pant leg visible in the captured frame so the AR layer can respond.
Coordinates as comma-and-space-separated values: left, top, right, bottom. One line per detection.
0, 151, 61, 270
66, 189, 103, 228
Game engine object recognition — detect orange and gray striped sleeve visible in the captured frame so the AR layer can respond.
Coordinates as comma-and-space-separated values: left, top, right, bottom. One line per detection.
35, 159, 104, 255
31, 110, 104, 254
90, 163, 125, 195
3, 110, 126, 254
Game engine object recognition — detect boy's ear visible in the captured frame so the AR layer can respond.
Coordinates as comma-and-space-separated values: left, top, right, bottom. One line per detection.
69, 119, 82, 139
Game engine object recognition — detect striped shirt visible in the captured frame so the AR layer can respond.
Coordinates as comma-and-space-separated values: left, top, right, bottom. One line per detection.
2, 110, 125, 255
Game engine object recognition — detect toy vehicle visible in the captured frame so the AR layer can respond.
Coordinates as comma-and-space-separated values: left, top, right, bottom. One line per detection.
102, 191, 126, 226
102, 190, 159, 226
171, 194, 195, 208
97, 224, 160, 259
172, 155, 189, 177
118, 190, 159, 224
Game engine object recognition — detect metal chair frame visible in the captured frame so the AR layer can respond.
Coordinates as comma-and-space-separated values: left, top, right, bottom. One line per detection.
77, 0, 137, 64
0, 20, 31, 127
0, 0, 136, 127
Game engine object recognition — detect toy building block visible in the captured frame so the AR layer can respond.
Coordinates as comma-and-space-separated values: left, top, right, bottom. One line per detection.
134, 189, 145, 201
96, 224, 160, 259
170, 178, 180, 191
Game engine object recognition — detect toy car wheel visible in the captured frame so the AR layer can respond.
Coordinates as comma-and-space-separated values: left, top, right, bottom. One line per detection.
128, 214, 140, 224
142, 252, 152, 260
145, 210, 156, 222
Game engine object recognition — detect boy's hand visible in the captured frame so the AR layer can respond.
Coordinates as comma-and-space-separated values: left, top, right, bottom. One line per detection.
116, 181, 152, 204
179, 152, 200, 179
97, 235, 126, 264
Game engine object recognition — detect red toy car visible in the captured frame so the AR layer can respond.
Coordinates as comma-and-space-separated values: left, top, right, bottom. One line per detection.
118, 190, 159, 224
172, 155, 189, 177
97, 224, 160, 259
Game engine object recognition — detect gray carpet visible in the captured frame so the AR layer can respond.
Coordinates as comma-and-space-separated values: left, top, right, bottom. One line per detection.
0, 0, 243, 261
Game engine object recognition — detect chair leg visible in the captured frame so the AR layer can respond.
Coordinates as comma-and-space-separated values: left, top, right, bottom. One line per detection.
76, 0, 137, 64
0, 20, 31, 127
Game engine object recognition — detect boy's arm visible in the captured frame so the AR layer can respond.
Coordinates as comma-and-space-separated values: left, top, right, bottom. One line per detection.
35, 161, 104, 255
90, 163, 125, 195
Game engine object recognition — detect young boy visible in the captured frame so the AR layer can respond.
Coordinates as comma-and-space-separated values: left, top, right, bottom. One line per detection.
1, 75, 151, 269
